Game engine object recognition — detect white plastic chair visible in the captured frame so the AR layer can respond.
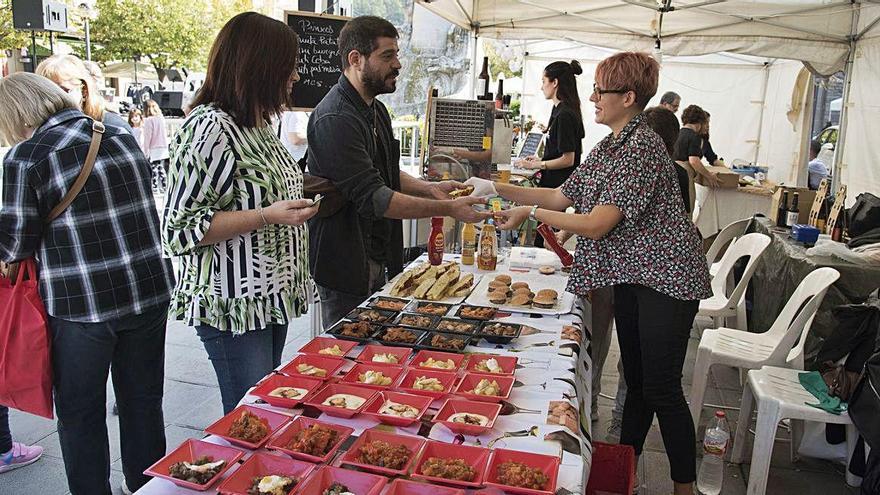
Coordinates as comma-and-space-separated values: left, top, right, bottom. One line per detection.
697, 233, 771, 331
706, 218, 751, 278
731, 366, 860, 494
689, 267, 840, 433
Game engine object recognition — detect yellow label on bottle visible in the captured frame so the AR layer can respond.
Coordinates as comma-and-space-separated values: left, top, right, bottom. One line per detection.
482, 136, 492, 150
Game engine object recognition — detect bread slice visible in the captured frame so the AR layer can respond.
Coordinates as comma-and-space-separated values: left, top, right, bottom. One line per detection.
414, 266, 439, 286
390, 270, 415, 297
426, 270, 458, 300
412, 276, 436, 299
409, 262, 431, 279
446, 273, 474, 296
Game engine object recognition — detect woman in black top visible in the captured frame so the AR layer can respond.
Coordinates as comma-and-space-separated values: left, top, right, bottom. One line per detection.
521, 60, 586, 245
673, 104, 720, 213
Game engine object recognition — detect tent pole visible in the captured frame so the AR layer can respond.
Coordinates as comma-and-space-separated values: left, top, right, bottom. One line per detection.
832, 1, 861, 194
469, 32, 478, 98
753, 61, 771, 167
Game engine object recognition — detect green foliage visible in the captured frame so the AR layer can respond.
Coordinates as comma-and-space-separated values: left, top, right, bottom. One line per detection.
0, 1, 30, 51
483, 40, 521, 80
352, 0, 407, 26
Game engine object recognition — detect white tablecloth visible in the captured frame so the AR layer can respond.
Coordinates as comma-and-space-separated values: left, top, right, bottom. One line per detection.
694, 184, 773, 238
137, 253, 592, 494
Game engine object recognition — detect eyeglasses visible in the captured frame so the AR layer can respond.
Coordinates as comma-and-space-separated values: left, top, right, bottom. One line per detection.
592, 83, 630, 98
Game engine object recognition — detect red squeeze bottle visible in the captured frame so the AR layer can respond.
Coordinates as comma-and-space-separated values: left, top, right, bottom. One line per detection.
428, 217, 445, 265
537, 223, 574, 267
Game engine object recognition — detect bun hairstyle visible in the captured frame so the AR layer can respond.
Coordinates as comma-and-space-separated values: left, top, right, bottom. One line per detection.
544, 60, 583, 122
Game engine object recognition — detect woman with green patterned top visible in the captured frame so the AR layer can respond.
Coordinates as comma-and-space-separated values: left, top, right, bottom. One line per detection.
162, 12, 318, 413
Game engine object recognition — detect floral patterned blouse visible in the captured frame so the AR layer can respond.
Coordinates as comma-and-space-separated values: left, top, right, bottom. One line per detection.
162, 105, 310, 334
560, 114, 712, 301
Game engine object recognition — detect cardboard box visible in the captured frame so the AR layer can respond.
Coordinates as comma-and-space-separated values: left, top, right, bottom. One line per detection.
695, 165, 739, 188
769, 186, 817, 226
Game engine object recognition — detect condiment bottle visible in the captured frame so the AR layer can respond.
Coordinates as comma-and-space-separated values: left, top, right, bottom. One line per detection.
428, 217, 445, 266
477, 219, 498, 271
461, 223, 476, 265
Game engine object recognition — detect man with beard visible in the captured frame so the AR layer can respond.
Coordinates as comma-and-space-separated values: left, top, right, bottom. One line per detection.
307, 16, 490, 326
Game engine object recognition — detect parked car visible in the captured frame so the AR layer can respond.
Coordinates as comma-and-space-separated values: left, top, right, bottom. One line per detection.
814, 125, 839, 149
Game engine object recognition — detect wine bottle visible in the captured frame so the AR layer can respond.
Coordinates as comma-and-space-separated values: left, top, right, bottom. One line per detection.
495, 79, 504, 109
777, 191, 789, 228
786, 192, 800, 227
477, 56, 490, 99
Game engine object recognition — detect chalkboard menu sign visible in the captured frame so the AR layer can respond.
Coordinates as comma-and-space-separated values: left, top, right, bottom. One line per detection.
517, 132, 544, 158
285, 11, 349, 110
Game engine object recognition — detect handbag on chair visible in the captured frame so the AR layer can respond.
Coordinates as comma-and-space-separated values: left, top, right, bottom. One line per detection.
0, 120, 105, 419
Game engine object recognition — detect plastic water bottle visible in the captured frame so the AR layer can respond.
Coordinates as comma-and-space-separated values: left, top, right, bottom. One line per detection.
697, 410, 730, 495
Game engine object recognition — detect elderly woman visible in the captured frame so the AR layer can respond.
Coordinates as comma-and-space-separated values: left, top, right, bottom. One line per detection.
163, 12, 318, 414
471, 52, 711, 494
36, 54, 131, 132
0, 72, 174, 495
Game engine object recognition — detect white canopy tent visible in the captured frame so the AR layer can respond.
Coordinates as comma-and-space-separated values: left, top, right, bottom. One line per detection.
417, 0, 880, 202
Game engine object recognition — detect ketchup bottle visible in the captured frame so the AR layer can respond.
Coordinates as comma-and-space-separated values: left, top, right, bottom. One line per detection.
537, 223, 574, 267
428, 217, 445, 265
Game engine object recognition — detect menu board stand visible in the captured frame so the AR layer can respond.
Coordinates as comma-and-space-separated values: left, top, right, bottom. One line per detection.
285, 11, 350, 110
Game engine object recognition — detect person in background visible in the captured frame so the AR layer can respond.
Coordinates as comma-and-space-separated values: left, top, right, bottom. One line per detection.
163, 12, 319, 414
142, 99, 169, 193
280, 110, 309, 163
469, 52, 711, 494
308, 16, 489, 327
518, 60, 585, 247
674, 104, 721, 213
37, 55, 132, 134
659, 91, 681, 114
0, 72, 173, 495
0, 406, 43, 474
701, 111, 724, 167
128, 108, 144, 148
808, 139, 829, 190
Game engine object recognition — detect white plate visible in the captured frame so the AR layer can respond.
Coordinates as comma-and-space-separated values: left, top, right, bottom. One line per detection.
465, 271, 575, 316
376, 271, 483, 305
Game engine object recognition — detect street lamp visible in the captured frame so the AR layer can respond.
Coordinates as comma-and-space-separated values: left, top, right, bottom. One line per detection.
77, 1, 97, 61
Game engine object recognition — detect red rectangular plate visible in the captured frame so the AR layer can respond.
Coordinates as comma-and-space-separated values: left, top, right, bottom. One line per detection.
278, 354, 346, 381
303, 383, 378, 418
411, 440, 490, 488
340, 428, 426, 476
410, 350, 465, 372
204, 405, 291, 450
433, 398, 501, 436
360, 391, 433, 427
397, 368, 457, 399
453, 372, 514, 403
465, 353, 518, 376
339, 362, 405, 390
297, 337, 357, 357
484, 448, 561, 495
266, 416, 353, 464
250, 374, 323, 409
143, 438, 243, 491
385, 478, 465, 495
295, 465, 388, 495
355, 344, 413, 366
216, 452, 315, 495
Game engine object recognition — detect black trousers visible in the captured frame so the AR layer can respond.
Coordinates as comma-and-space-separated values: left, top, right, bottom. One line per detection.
614, 284, 699, 484
0, 406, 10, 453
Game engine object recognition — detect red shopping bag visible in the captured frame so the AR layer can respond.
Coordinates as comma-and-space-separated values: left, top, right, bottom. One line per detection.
0, 258, 54, 419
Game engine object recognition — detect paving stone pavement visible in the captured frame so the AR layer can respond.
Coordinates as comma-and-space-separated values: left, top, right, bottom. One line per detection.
2, 316, 860, 494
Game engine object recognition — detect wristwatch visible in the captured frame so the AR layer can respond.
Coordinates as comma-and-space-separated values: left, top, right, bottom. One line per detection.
528, 205, 539, 222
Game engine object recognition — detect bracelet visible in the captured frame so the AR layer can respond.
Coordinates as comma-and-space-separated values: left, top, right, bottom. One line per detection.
540, 161, 547, 170
529, 205, 539, 222
258, 206, 269, 226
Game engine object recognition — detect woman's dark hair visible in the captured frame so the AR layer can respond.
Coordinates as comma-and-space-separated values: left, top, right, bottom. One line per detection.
339, 16, 399, 69
642, 106, 680, 156
192, 12, 299, 128
544, 60, 583, 122
681, 104, 709, 126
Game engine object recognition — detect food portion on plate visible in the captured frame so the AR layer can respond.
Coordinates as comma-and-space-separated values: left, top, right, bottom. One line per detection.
357, 440, 413, 471
169, 456, 225, 485
322, 393, 367, 410
457, 305, 496, 321
371, 353, 400, 364
435, 318, 478, 334
496, 461, 550, 490
414, 302, 452, 316
412, 376, 446, 392
474, 358, 504, 374
286, 424, 339, 457
358, 370, 393, 386
447, 412, 490, 426
420, 457, 476, 482
248, 474, 297, 495
369, 297, 409, 312
338, 321, 374, 339
426, 333, 469, 351
378, 400, 421, 418
379, 327, 421, 344
481, 323, 520, 337
419, 357, 456, 370
533, 289, 559, 309
389, 262, 474, 301
318, 344, 345, 356
397, 313, 436, 328
268, 386, 309, 400
228, 410, 270, 444
322, 482, 355, 495
296, 363, 327, 378
347, 308, 395, 323
484, 275, 560, 309
467, 379, 502, 397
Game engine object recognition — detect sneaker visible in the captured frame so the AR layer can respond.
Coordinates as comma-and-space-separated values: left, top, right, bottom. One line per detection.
0, 442, 44, 474
606, 418, 622, 444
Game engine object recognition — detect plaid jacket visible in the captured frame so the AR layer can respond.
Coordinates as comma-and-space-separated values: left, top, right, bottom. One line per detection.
0, 109, 174, 322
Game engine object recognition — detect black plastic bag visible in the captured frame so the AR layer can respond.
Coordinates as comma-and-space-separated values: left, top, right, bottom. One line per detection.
849, 331, 880, 450
817, 304, 880, 372
847, 192, 880, 238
